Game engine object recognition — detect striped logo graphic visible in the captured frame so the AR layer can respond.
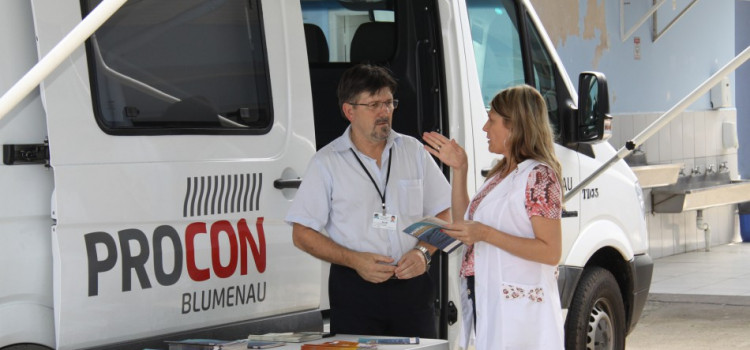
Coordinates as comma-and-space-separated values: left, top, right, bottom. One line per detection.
183, 173, 262, 217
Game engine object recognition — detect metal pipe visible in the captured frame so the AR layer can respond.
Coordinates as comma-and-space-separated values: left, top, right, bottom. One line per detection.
0, 0, 128, 121
697, 209, 711, 252
652, 0, 700, 43
621, 0, 668, 42
565, 45, 750, 203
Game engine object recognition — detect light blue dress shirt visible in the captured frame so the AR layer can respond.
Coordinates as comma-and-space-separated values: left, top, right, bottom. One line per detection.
285, 126, 451, 262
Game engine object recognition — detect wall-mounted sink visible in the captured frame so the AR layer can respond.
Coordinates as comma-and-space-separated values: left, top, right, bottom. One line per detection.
631, 163, 683, 189
651, 172, 750, 213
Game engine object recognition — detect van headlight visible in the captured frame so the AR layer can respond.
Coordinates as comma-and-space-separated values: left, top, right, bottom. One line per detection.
634, 181, 646, 219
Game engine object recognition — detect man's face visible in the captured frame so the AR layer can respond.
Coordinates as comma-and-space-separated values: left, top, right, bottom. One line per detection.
344, 88, 395, 144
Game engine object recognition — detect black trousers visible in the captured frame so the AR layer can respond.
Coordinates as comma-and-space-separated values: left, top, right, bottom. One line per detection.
467, 275, 476, 326
328, 264, 437, 338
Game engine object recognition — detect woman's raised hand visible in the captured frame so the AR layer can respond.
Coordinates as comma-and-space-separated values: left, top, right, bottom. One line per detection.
423, 131, 468, 170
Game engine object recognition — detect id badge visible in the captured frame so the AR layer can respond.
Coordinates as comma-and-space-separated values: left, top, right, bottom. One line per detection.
372, 212, 398, 230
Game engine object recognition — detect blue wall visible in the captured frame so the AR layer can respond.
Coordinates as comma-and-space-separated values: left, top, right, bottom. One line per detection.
548, 1, 735, 113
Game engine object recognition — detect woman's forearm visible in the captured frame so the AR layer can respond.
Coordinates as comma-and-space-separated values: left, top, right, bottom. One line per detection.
451, 167, 470, 223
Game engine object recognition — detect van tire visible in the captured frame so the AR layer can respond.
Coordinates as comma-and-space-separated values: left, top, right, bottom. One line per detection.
565, 266, 626, 350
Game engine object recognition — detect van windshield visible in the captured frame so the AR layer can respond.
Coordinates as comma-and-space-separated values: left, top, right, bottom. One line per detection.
466, 0, 524, 106
83, 0, 272, 134
466, 0, 560, 136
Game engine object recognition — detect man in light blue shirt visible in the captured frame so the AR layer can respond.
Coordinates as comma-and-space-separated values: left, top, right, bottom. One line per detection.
285, 64, 450, 337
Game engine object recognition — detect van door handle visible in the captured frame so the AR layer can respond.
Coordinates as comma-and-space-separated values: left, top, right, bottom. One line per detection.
562, 210, 578, 218
274, 178, 301, 189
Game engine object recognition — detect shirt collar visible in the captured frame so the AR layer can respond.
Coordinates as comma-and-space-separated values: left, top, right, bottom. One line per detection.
516, 158, 540, 172
332, 125, 401, 154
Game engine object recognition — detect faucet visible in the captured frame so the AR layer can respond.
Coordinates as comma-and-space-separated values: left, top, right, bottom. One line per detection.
697, 209, 711, 252
706, 164, 716, 175
719, 162, 729, 173
691, 166, 703, 176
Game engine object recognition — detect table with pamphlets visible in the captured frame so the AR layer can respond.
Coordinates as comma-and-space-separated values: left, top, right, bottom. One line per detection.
290, 334, 448, 350
165, 334, 449, 350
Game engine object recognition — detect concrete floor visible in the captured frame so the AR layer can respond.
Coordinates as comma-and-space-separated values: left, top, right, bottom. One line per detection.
627, 243, 750, 349
649, 243, 750, 296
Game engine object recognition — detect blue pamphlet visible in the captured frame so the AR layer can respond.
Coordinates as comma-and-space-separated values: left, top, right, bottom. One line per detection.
403, 216, 462, 253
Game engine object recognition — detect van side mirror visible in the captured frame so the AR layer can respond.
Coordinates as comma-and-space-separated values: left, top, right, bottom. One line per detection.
576, 72, 612, 142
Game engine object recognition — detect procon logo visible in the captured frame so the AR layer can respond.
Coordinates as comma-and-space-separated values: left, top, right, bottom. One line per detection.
84, 218, 266, 297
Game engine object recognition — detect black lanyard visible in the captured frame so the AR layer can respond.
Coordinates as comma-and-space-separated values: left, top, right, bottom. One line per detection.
350, 147, 393, 214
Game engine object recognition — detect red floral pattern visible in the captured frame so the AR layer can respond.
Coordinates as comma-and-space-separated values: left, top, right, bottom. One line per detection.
460, 164, 561, 278
525, 165, 562, 219
502, 284, 545, 303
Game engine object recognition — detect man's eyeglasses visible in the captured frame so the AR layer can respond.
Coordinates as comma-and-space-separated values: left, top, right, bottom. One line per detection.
348, 99, 399, 111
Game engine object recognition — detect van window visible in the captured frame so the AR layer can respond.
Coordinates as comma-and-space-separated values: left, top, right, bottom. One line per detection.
83, 0, 272, 134
301, 0, 403, 150
466, 0, 524, 106
301, 0, 395, 63
525, 13, 559, 133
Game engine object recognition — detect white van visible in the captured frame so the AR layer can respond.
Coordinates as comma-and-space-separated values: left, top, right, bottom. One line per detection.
0, 0, 651, 349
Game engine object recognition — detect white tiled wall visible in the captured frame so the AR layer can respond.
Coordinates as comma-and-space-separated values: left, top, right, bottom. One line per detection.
609, 109, 741, 259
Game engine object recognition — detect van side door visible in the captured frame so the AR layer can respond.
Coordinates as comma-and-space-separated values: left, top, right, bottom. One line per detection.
32, 1, 318, 348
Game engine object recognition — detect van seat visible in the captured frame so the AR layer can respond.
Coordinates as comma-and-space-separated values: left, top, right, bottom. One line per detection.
350, 22, 396, 63
304, 23, 329, 63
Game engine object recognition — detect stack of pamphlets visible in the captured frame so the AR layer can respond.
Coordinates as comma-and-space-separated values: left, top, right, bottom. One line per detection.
358, 337, 419, 345
247, 331, 326, 343
165, 339, 247, 350
246, 340, 285, 349
402, 216, 462, 253
301, 340, 377, 350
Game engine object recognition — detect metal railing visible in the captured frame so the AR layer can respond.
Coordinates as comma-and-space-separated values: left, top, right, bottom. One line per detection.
565, 45, 750, 202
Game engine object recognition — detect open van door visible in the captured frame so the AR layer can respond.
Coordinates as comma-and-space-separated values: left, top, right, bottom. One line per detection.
463, 0, 581, 260
32, 1, 319, 348
452, 0, 583, 345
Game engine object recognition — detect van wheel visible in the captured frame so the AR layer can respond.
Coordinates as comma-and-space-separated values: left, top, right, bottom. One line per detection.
565, 266, 625, 350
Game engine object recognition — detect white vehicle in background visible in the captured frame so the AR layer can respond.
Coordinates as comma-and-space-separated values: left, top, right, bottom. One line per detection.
0, 0, 651, 349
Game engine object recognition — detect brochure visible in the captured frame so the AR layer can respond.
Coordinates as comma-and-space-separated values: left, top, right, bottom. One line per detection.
301, 340, 377, 350
247, 331, 326, 343
246, 340, 285, 349
402, 216, 462, 253
165, 339, 246, 350
358, 337, 419, 344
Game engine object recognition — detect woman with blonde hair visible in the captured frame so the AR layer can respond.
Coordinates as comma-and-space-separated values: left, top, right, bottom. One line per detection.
424, 84, 564, 349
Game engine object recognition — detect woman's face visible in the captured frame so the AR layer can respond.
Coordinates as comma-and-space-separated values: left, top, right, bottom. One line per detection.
482, 109, 511, 156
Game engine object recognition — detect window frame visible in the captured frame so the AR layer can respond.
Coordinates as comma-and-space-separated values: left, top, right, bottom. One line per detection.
82, 0, 274, 136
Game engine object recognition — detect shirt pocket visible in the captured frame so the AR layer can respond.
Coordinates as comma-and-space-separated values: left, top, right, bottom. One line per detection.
499, 281, 548, 348
398, 179, 424, 219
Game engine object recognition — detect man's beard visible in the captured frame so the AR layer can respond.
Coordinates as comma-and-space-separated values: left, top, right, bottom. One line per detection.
371, 118, 391, 140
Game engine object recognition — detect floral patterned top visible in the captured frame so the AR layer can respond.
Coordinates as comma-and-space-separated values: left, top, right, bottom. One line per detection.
460, 164, 561, 277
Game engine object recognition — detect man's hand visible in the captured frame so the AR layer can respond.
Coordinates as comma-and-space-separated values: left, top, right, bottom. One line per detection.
352, 252, 397, 283
394, 248, 427, 280
293, 224, 397, 282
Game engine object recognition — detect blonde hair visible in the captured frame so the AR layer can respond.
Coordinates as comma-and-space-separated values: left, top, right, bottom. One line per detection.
486, 85, 562, 188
